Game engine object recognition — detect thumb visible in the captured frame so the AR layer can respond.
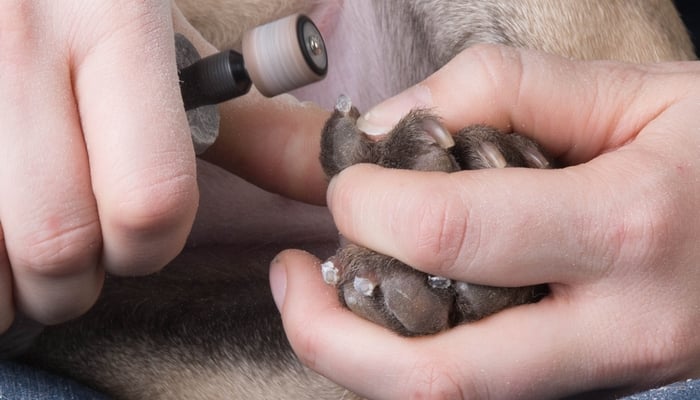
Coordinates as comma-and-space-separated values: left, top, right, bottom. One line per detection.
355, 44, 691, 164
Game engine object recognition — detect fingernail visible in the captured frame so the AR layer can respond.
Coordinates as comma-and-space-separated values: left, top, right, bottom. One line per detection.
356, 83, 434, 136
269, 257, 287, 311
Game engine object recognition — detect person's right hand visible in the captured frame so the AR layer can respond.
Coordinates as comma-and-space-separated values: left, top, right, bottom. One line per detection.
0, 1, 199, 331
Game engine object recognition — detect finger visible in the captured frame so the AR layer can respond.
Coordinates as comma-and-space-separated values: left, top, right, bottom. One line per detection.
356, 44, 696, 164
0, 2, 104, 324
72, 1, 198, 275
273, 251, 655, 399
204, 93, 330, 205
327, 148, 669, 287
271, 249, 415, 399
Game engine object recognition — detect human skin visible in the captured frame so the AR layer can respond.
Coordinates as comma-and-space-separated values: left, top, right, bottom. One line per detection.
271, 44, 700, 398
0, 0, 197, 330
0, 1, 328, 333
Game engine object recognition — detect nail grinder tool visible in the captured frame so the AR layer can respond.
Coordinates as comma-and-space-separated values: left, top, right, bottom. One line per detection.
177, 14, 328, 154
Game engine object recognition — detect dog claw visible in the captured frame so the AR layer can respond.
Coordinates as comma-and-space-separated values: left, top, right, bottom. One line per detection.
420, 118, 455, 149
353, 277, 376, 297
478, 141, 508, 168
427, 275, 452, 289
335, 94, 353, 115
523, 147, 550, 168
321, 260, 340, 285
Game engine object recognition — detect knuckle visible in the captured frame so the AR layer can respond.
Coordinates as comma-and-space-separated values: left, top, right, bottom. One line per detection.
585, 164, 684, 280
105, 170, 198, 236
12, 215, 101, 276
69, 1, 170, 63
407, 184, 470, 276
614, 184, 678, 268
96, 0, 169, 40
403, 357, 466, 400
459, 43, 510, 62
293, 333, 320, 372
459, 43, 525, 94
629, 314, 697, 378
286, 317, 321, 371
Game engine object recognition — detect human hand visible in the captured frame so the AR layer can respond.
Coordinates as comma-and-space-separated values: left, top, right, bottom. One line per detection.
0, 1, 201, 331
270, 44, 700, 398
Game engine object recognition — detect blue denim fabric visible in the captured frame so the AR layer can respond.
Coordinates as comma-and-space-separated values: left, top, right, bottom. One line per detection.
0, 361, 108, 400
622, 379, 700, 400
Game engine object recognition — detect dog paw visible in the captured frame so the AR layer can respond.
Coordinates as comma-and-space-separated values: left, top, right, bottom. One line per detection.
319, 95, 551, 336
322, 245, 545, 336
322, 245, 453, 336
320, 94, 460, 175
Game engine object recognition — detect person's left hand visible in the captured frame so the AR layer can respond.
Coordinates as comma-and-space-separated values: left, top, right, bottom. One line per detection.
268, 45, 700, 399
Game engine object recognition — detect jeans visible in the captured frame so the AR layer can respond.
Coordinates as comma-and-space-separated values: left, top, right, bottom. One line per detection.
622, 379, 700, 400
0, 361, 108, 400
